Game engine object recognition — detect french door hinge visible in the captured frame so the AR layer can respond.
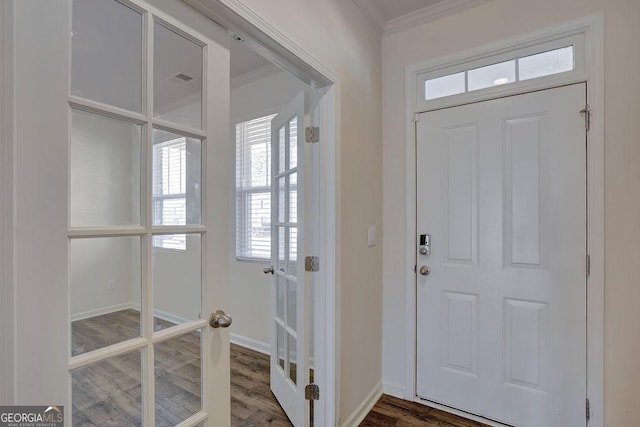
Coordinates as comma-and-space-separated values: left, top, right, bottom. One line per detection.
305, 256, 320, 272
580, 105, 591, 131
586, 398, 590, 420
305, 126, 320, 143
586, 254, 591, 276
305, 383, 320, 400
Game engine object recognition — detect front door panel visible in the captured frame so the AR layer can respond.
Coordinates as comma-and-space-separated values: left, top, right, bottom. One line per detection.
416, 84, 587, 426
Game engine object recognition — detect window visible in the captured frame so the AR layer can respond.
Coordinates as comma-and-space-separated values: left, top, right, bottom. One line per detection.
153, 137, 187, 250
236, 114, 277, 260
423, 45, 576, 101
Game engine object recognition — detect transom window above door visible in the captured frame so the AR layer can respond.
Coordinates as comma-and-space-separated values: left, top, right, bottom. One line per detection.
416, 33, 585, 108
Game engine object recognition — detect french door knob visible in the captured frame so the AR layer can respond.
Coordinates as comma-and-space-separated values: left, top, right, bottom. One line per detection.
263, 266, 274, 274
209, 310, 232, 328
419, 265, 431, 276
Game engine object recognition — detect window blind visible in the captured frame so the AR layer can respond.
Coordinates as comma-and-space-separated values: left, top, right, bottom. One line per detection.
235, 114, 277, 260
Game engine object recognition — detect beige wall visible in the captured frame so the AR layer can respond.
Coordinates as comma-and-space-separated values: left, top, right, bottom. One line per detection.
237, 0, 384, 422
381, 0, 640, 425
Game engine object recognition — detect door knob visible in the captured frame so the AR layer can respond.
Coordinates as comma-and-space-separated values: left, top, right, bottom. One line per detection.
263, 266, 274, 274
419, 265, 431, 276
209, 310, 232, 328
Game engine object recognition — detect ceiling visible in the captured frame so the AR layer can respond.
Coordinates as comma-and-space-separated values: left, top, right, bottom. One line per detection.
230, 38, 273, 78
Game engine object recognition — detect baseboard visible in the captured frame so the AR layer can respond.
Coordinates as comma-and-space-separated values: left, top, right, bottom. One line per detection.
152, 308, 191, 326
230, 333, 270, 355
71, 303, 137, 322
382, 381, 406, 399
340, 381, 382, 427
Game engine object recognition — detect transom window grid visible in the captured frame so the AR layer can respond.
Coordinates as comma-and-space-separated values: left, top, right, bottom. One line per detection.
417, 34, 585, 109
67, 0, 210, 424
235, 114, 277, 260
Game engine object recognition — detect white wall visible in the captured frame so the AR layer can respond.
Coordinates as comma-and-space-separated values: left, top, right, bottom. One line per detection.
381, 1, 640, 425
0, 0, 13, 405
229, 68, 308, 349
69, 111, 140, 319
227, 1, 384, 422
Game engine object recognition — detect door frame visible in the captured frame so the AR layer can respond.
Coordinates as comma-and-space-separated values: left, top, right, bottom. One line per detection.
404, 15, 604, 427
163, 1, 341, 425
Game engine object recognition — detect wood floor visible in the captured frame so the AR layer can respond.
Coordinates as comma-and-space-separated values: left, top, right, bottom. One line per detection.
72, 309, 487, 427
360, 395, 489, 427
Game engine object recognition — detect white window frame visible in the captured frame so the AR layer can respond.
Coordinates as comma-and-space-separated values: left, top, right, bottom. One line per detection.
235, 113, 277, 261
414, 32, 586, 112
153, 136, 188, 251
405, 15, 604, 426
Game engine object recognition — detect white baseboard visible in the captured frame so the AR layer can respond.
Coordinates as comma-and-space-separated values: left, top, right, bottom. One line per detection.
153, 308, 191, 326
382, 381, 406, 399
340, 381, 382, 427
230, 333, 270, 355
71, 302, 136, 322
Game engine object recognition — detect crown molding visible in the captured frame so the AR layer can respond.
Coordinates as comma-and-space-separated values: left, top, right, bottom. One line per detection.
384, 0, 493, 36
352, 0, 385, 36
231, 62, 281, 89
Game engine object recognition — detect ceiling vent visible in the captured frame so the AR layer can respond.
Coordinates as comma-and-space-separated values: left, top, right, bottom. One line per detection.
174, 73, 193, 82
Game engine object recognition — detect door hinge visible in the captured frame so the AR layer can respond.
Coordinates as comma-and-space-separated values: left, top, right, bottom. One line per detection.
580, 105, 591, 131
586, 398, 590, 420
305, 383, 320, 400
305, 126, 319, 143
305, 256, 320, 272
586, 254, 591, 276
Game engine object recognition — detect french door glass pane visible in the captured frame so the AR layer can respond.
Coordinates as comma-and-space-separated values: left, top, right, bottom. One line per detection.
278, 227, 286, 271
277, 322, 285, 370
277, 275, 285, 320
289, 118, 297, 169
153, 234, 202, 328
70, 109, 141, 227
154, 332, 202, 426
70, 236, 142, 356
287, 280, 297, 330
71, 0, 143, 112
152, 129, 201, 227
278, 127, 286, 174
289, 227, 297, 276
153, 22, 203, 130
72, 349, 143, 426
288, 333, 297, 384
278, 177, 286, 223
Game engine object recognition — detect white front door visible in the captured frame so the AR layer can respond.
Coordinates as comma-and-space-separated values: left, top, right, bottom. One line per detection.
269, 92, 311, 427
416, 84, 587, 426
12, 0, 231, 425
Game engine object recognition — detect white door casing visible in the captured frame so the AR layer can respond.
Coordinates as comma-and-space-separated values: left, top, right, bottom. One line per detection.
269, 91, 311, 427
416, 84, 587, 425
12, 0, 231, 425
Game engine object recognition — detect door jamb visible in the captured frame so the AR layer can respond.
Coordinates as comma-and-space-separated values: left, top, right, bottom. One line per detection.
182, 1, 340, 425
404, 14, 604, 427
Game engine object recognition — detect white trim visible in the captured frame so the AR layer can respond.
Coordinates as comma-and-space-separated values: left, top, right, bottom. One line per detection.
385, 0, 494, 36
340, 382, 382, 427
351, 0, 385, 36
0, 0, 14, 405
381, 381, 405, 399
404, 14, 604, 427
231, 62, 282, 89
230, 333, 270, 355
184, 2, 339, 425
70, 303, 137, 322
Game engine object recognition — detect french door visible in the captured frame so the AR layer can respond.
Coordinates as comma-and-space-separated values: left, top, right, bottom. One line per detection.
268, 92, 311, 427
416, 84, 587, 425
12, 0, 231, 425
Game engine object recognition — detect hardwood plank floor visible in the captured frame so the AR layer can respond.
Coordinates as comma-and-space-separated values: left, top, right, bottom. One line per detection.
71, 309, 292, 426
72, 310, 486, 427
360, 395, 489, 427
